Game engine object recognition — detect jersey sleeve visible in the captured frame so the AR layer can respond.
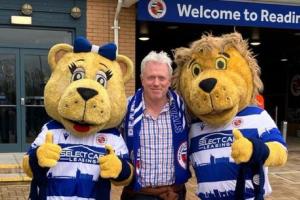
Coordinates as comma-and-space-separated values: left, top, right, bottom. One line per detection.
258, 110, 286, 147
28, 124, 49, 151
111, 134, 130, 161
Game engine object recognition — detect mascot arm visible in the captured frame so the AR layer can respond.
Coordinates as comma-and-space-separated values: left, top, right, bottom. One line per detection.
22, 155, 33, 178
99, 145, 134, 186
231, 129, 287, 166
231, 129, 253, 163
265, 142, 287, 166
23, 131, 62, 179
36, 132, 62, 168
111, 162, 134, 186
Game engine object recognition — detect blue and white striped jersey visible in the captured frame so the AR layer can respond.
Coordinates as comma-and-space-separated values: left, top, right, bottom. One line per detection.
28, 120, 129, 200
189, 106, 286, 200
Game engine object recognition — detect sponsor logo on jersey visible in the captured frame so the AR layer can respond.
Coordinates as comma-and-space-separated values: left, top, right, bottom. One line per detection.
148, 0, 167, 19
198, 132, 233, 150
60, 144, 104, 164
177, 142, 188, 169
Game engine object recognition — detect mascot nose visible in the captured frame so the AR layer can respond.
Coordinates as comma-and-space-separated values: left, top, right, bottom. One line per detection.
77, 87, 98, 101
199, 78, 217, 93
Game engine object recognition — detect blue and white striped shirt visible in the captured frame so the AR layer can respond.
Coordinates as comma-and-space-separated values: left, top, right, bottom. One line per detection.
189, 106, 287, 200
139, 97, 175, 187
28, 120, 129, 200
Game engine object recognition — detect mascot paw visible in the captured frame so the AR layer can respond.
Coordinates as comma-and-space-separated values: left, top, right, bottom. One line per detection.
22, 155, 33, 178
231, 128, 253, 164
99, 145, 122, 179
37, 132, 62, 168
265, 142, 288, 166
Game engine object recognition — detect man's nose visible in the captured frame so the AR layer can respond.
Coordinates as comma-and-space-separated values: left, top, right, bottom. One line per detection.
153, 77, 159, 85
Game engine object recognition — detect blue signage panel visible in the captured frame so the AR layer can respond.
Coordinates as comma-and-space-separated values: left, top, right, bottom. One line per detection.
138, 0, 300, 29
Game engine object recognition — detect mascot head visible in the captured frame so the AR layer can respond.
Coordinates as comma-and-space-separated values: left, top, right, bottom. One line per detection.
45, 37, 133, 137
174, 32, 263, 126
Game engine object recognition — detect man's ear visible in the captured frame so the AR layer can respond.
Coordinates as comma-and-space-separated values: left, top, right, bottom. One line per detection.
48, 44, 73, 71
116, 54, 134, 83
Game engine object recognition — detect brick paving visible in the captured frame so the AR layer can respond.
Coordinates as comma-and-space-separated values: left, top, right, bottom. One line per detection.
0, 137, 299, 200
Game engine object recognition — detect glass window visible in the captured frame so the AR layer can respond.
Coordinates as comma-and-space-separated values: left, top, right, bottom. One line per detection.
0, 54, 16, 105
0, 28, 72, 47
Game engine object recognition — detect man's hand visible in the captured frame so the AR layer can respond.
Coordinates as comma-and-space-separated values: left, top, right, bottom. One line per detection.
231, 128, 253, 164
37, 132, 62, 167
99, 145, 122, 179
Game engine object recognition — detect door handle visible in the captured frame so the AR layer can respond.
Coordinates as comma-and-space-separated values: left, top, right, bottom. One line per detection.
21, 97, 25, 105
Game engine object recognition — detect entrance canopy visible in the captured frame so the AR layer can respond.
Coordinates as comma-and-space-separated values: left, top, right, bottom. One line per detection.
138, 0, 300, 30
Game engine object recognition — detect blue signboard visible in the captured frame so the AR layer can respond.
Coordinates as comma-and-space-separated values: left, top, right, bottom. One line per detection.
138, 0, 300, 29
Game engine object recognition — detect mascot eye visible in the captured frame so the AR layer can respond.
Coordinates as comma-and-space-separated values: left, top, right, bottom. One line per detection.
191, 63, 201, 77
71, 69, 85, 81
96, 71, 107, 87
215, 57, 227, 70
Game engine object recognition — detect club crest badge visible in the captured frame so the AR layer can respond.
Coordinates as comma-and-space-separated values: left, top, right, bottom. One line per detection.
148, 0, 167, 19
177, 142, 188, 169
232, 118, 243, 128
96, 135, 107, 145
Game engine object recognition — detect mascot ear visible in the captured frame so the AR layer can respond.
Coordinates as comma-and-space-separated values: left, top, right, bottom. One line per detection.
174, 47, 192, 68
48, 44, 73, 71
116, 54, 134, 83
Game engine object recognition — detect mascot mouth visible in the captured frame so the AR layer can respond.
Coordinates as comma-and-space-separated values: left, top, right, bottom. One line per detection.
68, 119, 97, 133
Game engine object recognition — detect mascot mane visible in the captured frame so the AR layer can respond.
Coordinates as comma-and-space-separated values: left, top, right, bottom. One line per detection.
173, 32, 263, 104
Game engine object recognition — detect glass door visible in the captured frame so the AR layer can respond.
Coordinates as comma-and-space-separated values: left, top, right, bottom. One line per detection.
0, 48, 21, 151
20, 49, 51, 151
0, 28, 72, 152
0, 48, 51, 152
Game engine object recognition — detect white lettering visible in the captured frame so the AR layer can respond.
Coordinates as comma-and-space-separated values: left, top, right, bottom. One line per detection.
261, 10, 269, 22
249, 12, 258, 21
261, 10, 300, 24
191, 7, 199, 17
177, 4, 192, 17
177, 4, 240, 20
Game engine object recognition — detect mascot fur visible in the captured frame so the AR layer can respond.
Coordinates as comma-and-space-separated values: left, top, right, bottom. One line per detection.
174, 32, 287, 200
22, 37, 134, 200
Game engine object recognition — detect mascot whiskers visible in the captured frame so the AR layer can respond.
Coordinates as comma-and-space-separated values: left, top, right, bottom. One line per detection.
22, 37, 134, 200
174, 32, 287, 200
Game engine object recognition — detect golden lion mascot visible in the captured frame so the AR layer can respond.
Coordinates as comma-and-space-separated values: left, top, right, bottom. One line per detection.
22, 37, 134, 200
174, 32, 287, 200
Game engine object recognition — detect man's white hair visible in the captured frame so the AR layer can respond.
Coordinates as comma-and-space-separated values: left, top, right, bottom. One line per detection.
140, 51, 173, 77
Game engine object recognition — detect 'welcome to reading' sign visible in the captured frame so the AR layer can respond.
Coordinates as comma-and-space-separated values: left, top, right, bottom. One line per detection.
138, 0, 300, 30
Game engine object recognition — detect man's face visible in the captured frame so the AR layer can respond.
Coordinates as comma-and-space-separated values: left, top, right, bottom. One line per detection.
141, 61, 171, 102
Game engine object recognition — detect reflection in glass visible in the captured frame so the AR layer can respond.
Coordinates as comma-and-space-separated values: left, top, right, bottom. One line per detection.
0, 28, 72, 47
24, 54, 52, 143
25, 54, 50, 100
0, 54, 16, 105
0, 107, 17, 143
26, 107, 50, 143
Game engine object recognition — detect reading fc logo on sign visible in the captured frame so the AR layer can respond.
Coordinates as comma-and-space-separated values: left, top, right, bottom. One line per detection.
148, 0, 167, 19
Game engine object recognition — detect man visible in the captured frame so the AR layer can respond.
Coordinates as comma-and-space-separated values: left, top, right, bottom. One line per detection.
121, 51, 191, 200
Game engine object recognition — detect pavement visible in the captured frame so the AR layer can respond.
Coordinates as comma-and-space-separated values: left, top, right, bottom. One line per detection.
0, 136, 299, 200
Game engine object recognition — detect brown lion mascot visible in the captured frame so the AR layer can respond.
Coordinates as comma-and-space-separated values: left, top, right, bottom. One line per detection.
174, 32, 287, 200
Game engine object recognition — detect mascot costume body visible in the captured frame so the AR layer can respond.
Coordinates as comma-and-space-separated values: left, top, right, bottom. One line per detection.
22, 37, 134, 200
174, 32, 287, 200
